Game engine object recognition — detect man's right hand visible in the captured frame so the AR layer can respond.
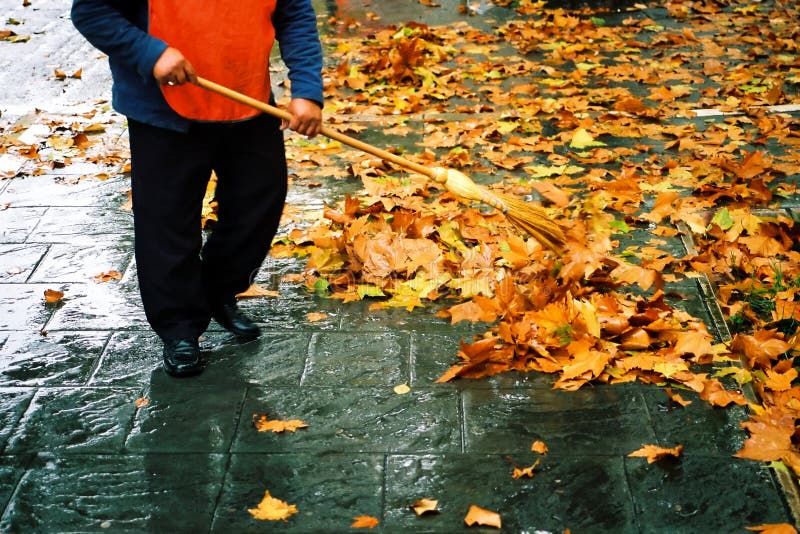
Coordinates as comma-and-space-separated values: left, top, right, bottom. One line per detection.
153, 47, 197, 86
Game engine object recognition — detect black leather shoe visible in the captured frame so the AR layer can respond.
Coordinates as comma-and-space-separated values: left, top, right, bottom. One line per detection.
162, 338, 203, 377
212, 302, 261, 340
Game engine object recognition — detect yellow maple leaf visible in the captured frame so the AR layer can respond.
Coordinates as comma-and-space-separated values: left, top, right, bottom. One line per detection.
248, 490, 298, 521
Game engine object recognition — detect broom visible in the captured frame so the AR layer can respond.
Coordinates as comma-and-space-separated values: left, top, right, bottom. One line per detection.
195, 77, 566, 251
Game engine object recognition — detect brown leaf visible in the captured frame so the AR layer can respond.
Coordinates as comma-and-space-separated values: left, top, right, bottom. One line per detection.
248, 490, 298, 521
464, 504, 501, 529
351, 515, 380, 529
627, 444, 683, 463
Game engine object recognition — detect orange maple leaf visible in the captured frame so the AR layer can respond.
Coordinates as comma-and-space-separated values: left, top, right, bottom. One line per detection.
43, 289, 65, 304
253, 414, 309, 433
763, 368, 798, 392
665, 388, 692, 407
531, 440, 549, 454
745, 523, 798, 534
410, 498, 439, 516
92, 270, 122, 283
628, 444, 683, 463
464, 504, 501, 529
736, 408, 800, 470
351, 515, 379, 529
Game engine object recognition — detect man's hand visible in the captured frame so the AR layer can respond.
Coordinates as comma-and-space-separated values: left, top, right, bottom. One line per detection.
153, 47, 197, 86
283, 98, 322, 138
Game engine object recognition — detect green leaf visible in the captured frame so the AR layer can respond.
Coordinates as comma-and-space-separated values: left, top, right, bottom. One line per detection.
357, 284, 385, 299
575, 62, 602, 71
313, 278, 330, 294
609, 220, 631, 234
709, 207, 735, 231
590, 17, 606, 26
739, 84, 768, 94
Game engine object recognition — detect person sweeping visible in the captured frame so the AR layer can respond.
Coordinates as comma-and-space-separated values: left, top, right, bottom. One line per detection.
71, 0, 324, 377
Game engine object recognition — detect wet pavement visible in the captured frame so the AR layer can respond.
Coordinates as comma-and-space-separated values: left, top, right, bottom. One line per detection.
1, 0, 799, 532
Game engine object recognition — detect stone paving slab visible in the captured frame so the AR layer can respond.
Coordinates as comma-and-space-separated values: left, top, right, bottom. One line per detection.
1, 0, 799, 531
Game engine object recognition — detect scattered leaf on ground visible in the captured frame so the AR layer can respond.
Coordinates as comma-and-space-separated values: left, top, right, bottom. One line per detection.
248, 490, 298, 522
351, 515, 380, 529
628, 444, 683, 463
410, 498, 439, 516
464, 505, 501, 529
253, 414, 309, 433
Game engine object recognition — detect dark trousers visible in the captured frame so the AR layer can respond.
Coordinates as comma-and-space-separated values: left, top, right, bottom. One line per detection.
128, 114, 287, 341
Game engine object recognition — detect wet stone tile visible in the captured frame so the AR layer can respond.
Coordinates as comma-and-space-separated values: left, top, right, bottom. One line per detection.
0, 330, 109, 386
625, 455, 792, 530
463, 386, 656, 455
231, 291, 341, 331
212, 453, 383, 533
45, 282, 148, 331
302, 331, 410, 386
93, 331, 310, 387
412, 331, 557, 389
0, 456, 25, 511
5, 387, 139, 454
0, 174, 129, 207
338, 300, 469, 333
28, 239, 133, 283
384, 454, 636, 533
195, 331, 310, 387
232, 386, 461, 454
0, 207, 46, 243
0, 284, 56, 330
0, 244, 48, 282
88, 331, 160, 387
0, 453, 226, 532
642, 388, 748, 456
0, 388, 35, 452
125, 385, 244, 453
26, 206, 132, 245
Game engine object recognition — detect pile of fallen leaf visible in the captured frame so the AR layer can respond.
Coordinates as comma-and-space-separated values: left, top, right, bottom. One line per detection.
272, 0, 800, 490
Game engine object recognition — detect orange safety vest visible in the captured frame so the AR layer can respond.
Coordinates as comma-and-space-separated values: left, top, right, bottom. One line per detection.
149, 0, 277, 121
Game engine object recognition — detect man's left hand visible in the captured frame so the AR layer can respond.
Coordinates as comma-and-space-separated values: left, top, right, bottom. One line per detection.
283, 98, 322, 138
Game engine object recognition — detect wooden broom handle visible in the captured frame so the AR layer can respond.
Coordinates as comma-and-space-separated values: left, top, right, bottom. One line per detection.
195, 77, 435, 179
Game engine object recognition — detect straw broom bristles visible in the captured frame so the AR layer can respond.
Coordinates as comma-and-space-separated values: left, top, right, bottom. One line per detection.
430, 167, 565, 252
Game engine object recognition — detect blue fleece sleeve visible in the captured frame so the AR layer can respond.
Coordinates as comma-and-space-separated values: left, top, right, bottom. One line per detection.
71, 0, 167, 81
273, 0, 324, 107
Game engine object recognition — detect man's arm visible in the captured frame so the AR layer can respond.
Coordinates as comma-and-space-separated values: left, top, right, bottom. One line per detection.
273, 0, 324, 137
71, 0, 185, 83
